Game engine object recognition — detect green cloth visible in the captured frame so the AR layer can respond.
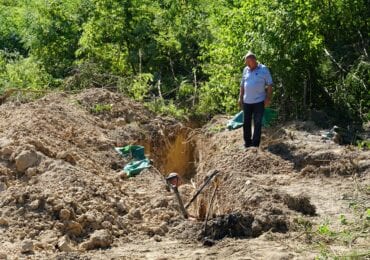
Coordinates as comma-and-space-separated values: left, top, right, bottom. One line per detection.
123, 158, 151, 177
227, 111, 244, 130
262, 108, 278, 127
227, 108, 278, 130
115, 145, 146, 160
115, 145, 151, 177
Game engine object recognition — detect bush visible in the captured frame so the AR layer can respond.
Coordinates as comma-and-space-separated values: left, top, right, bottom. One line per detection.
0, 51, 52, 90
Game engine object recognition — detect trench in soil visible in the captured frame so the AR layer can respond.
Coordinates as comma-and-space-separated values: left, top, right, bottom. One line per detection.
137, 128, 290, 241
139, 129, 198, 181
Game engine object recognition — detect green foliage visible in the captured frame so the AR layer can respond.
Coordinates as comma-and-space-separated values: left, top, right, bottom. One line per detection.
118, 73, 153, 101
0, 0, 368, 125
356, 140, 370, 150
90, 103, 112, 114
145, 98, 186, 119
339, 214, 348, 225
317, 222, 334, 237
18, 0, 92, 78
0, 51, 52, 90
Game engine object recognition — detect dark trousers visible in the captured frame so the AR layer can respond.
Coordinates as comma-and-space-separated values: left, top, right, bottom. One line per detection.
243, 101, 264, 147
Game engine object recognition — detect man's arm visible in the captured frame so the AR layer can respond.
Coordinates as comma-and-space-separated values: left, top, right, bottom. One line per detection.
264, 67, 273, 107
264, 85, 272, 107
238, 85, 244, 110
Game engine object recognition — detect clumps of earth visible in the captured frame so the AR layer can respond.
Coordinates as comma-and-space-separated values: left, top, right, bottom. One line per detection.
0, 88, 368, 258
0, 89, 186, 256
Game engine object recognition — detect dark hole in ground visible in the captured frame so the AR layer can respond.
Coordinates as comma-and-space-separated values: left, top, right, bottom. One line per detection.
202, 212, 288, 240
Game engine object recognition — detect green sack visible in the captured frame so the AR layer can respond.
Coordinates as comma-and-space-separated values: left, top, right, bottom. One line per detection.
123, 158, 151, 177
227, 111, 244, 130
115, 145, 151, 177
227, 108, 278, 130
262, 108, 278, 127
115, 145, 146, 160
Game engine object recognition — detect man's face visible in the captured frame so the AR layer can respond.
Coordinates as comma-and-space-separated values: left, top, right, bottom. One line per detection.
245, 56, 257, 69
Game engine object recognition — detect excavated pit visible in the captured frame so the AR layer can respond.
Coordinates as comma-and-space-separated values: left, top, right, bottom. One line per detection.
138, 129, 198, 181
145, 129, 295, 242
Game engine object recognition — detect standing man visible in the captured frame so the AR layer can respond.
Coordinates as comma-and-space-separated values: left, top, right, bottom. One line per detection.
238, 51, 273, 148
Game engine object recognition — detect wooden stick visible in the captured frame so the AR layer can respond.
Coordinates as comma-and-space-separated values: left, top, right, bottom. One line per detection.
204, 183, 218, 236
185, 170, 219, 209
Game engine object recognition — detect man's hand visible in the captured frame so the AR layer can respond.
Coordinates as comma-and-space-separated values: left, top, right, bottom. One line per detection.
264, 85, 273, 107
238, 98, 243, 110
264, 98, 271, 107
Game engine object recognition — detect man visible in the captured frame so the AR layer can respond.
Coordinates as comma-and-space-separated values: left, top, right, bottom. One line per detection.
238, 51, 273, 147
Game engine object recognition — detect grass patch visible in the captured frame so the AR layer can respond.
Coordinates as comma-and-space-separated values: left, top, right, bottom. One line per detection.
90, 103, 113, 114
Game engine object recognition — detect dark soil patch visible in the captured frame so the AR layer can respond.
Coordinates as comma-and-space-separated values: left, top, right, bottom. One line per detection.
283, 194, 316, 216
203, 212, 288, 240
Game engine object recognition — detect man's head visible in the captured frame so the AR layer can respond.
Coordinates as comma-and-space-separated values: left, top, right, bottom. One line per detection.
244, 51, 257, 70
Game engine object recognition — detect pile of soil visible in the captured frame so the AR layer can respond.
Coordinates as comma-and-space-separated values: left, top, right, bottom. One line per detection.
0, 89, 187, 255
185, 117, 369, 242
0, 89, 368, 258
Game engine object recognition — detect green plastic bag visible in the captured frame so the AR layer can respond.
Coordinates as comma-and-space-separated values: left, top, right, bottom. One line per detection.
262, 108, 278, 127
227, 111, 244, 130
115, 145, 146, 160
115, 145, 151, 177
227, 108, 278, 130
123, 158, 151, 177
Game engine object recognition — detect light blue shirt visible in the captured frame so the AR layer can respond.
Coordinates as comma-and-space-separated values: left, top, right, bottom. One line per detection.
241, 64, 273, 104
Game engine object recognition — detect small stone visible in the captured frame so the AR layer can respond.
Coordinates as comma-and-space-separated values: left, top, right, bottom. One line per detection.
80, 229, 113, 250
39, 230, 58, 245
20, 239, 33, 253
15, 150, 39, 172
0, 252, 7, 259
59, 209, 71, 221
0, 138, 11, 149
252, 220, 262, 237
0, 218, 8, 226
116, 200, 127, 215
160, 223, 169, 233
115, 118, 126, 126
153, 235, 162, 242
118, 172, 128, 180
25, 167, 37, 178
0, 146, 14, 157
65, 221, 82, 236
101, 221, 112, 230
129, 209, 142, 220
57, 236, 74, 252
153, 198, 168, 208
29, 200, 40, 210
56, 152, 76, 165
0, 182, 7, 192
203, 237, 215, 247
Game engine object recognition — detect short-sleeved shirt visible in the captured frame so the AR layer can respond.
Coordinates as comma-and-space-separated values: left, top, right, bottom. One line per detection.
240, 64, 273, 104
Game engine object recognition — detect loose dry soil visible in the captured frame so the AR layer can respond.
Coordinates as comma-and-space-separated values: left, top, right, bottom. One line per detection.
0, 89, 369, 259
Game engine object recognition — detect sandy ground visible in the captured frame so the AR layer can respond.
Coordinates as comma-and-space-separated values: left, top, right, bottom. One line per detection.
0, 89, 369, 259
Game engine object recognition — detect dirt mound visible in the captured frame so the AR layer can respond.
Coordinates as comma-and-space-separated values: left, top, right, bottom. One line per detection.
0, 90, 368, 258
0, 89, 188, 255
185, 118, 369, 244
265, 122, 370, 176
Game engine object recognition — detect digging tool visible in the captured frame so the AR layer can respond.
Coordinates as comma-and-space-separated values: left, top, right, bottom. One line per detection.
185, 169, 219, 209
166, 173, 188, 219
